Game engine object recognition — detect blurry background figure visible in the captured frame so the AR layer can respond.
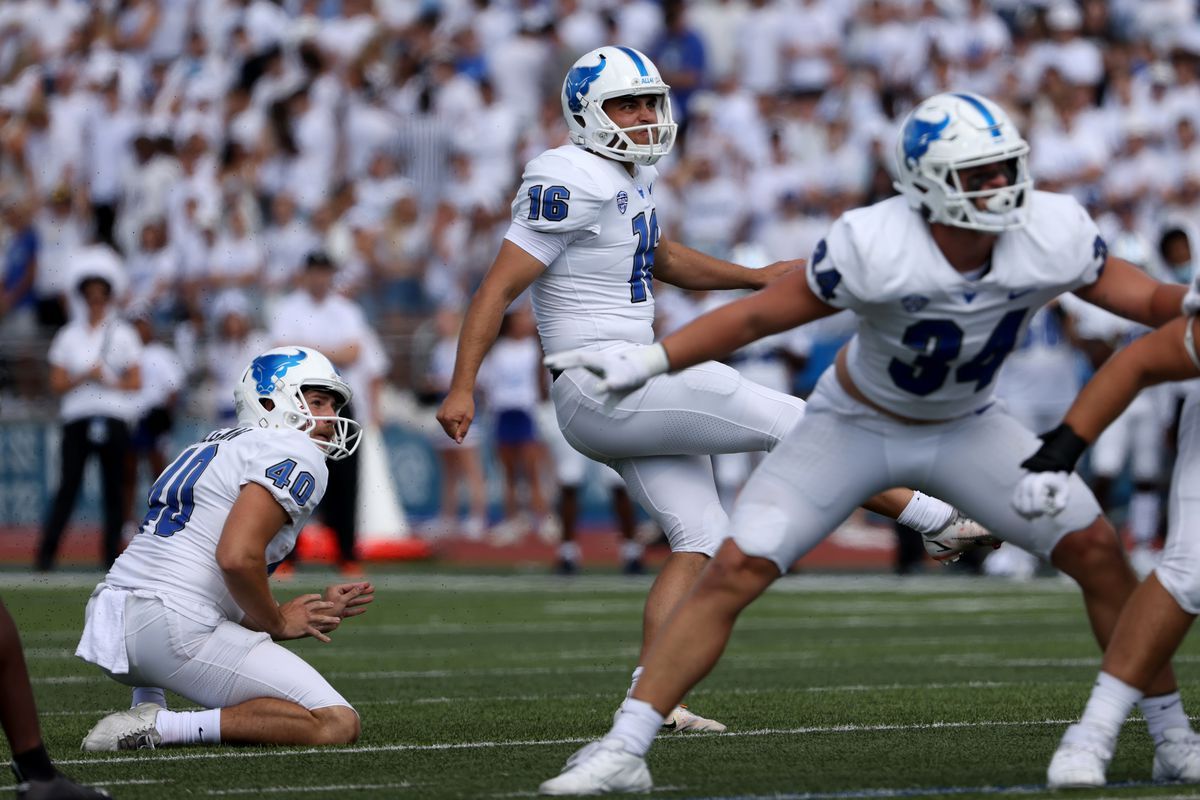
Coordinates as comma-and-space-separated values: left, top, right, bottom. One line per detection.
414, 306, 487, 540
121, 307, 184, 544
0, 597, 111, 799
0, 195, 40, 402
477, 305, 553, 546
121, 217, 179, 327
32, 185, 86, 332
270, 251, 369, 575
988, 302, 1083, 580
38, 251, 142, 571
538, 400, 642, 576
203, 290, 271, 425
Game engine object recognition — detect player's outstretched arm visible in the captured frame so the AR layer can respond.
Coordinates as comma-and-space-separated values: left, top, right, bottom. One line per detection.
660, 269, 838, 373
1073, 256, 1187, 328
1014, 316, 1200, 518
1064, 315, 1200, 443
217, 483, 339, 641
653, 238, 802, 291
437, 241, 545, 443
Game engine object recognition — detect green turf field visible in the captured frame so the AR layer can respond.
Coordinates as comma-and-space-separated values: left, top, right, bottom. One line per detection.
4, 569, 1200, 799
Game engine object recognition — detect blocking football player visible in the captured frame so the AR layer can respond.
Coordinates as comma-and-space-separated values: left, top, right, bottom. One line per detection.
437, 46, 995, 738
1014, 307, 1200, 786
76, 347, 372, 750
538, 91, 1199, 794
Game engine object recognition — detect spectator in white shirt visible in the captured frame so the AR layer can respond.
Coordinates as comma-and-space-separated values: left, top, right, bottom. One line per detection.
38, 253, 143, 571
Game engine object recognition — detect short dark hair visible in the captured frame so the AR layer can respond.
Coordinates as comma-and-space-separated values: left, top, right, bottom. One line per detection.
304, 250, 336, 270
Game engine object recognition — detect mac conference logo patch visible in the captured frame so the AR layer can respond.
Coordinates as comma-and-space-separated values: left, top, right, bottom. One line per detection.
616, 190, 628, 214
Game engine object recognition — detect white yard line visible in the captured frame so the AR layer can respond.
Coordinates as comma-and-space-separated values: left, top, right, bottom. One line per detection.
206, 782, 417, 795
54, 717, 1116, 767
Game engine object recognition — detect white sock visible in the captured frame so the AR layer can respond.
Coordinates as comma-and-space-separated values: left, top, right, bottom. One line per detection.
1140, 691, 1191, 745
626, 666, 644, 699
897, 491, 954, 534
604, 698, 663, 757
131, 687, 166, 709
1129, 491, 1161, 547
621, 541, 644, 561
1078, 672, 1142, 740
558, 541, 580, 562
155, 708, 222, 745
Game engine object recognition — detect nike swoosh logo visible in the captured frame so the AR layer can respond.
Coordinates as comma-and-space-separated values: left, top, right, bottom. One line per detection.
1008, 288, 1035, 300
198, 726, 204, 737
661, 720, 677, 731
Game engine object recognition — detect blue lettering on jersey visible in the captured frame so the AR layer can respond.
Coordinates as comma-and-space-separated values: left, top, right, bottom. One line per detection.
204, 427, 251, 442
565, 55, 607, 113
811, 239, 827, 267
901, 294, 929, 313
902, 114, 951, 167
814, 267, 841, 301
1093, 235, 1108, 263
250, 350, 307, 395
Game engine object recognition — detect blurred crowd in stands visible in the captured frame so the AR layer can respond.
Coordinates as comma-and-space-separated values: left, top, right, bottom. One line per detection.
2, 0, 1200, 566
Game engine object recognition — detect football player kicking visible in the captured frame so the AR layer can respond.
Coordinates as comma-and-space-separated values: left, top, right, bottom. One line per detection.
437, 47, 996, 740
77, 347, 371, 751
537, 92, 1200, 794
1013, 302, 1200, 787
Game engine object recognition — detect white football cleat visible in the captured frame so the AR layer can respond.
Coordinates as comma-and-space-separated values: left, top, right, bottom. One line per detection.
923, 512, 1001, 564
81, 702, 162, 752
662, 704, 726, 733
1047, 726, 1112, 788
1153, 728, 1200, 781
538, 739, 652, 795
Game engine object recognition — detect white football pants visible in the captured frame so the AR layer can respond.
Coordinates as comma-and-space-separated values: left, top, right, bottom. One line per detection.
551, 356, 805, 555
730, 369, 1103, 572
1156, 387, 1200, 613
105, 593, 352, 712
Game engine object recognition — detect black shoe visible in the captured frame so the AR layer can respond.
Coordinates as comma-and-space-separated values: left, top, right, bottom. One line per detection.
622, 558, 644, 575
16, 773, 111, 799
555, 558, 578, 576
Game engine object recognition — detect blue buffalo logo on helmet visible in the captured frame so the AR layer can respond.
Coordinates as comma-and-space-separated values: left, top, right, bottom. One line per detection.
902, 114, 951, 168
250, 350, 308, 395
564, 54, 607, 113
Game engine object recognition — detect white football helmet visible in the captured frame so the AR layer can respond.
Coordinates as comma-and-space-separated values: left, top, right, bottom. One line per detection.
893, 92, 1032, 232
234, 346, 361, 460
562, 45, 677, 166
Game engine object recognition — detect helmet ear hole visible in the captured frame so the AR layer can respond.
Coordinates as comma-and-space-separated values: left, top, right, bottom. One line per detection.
259, 398, 275, 411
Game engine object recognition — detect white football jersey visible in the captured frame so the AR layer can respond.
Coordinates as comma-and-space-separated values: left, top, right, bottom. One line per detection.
105, 426, 328, 624
509, 145, 661, 354
807, 192, 1106, 420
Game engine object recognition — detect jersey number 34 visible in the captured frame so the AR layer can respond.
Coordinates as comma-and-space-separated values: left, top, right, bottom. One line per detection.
889, 309, 1028, 396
